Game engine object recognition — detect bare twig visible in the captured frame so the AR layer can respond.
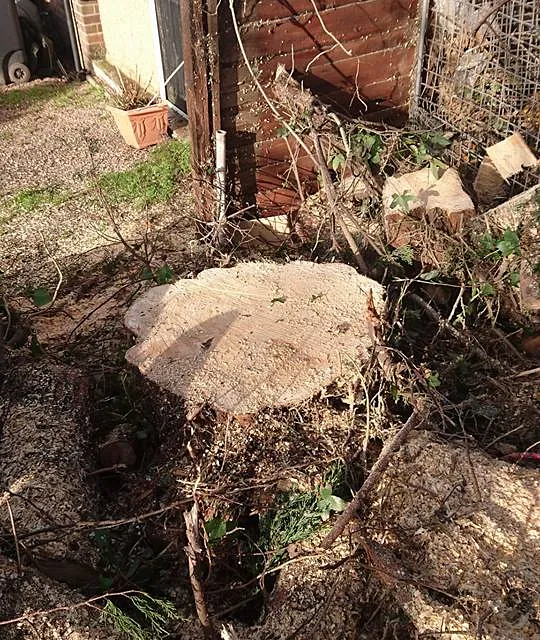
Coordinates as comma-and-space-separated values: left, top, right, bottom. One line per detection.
1, 295, 11, 340
309, 0, 352, 56
6, 499, 22, 576
283, 136, 305, 203
509, 366, 540, 379
321, 408, 424, 549
311, 132, 368, 273
184, 502, 216, 639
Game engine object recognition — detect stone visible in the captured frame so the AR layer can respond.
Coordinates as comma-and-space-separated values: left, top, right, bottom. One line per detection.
125, 261, 385, 415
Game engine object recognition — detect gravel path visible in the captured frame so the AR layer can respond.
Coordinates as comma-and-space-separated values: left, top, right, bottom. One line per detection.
0, 78, 144, 194
0, 78, 196, 302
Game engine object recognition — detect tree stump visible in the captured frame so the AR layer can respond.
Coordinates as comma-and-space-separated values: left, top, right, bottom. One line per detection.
125, 261, 385, 416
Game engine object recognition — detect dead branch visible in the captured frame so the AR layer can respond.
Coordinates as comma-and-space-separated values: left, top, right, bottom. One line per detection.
6, 499, 22, 576
184, 502, 216, 639
311, 132, 369, 273
321, 408, 424, 549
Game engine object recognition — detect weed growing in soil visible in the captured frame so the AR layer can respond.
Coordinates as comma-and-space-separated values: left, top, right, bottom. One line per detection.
98, 139, 190, 207
258, 463, 347, 568
100, 593, 180, 640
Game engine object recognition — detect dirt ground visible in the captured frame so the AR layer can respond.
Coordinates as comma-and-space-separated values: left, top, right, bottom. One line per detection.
0, 79, 539, 640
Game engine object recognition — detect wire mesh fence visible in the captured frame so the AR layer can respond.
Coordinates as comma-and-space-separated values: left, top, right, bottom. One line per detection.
413, 0, 540, 194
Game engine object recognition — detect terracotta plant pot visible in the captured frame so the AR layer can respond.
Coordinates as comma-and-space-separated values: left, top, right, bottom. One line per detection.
108, 102, 169, 149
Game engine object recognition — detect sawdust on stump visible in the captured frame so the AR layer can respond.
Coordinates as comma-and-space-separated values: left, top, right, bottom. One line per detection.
125, 261, 385, 415
372, 430, 540, 639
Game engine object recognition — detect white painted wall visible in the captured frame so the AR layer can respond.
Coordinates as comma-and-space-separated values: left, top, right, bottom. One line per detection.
97, 0, 159, 92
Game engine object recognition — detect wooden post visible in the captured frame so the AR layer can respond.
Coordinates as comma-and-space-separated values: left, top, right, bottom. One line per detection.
180, 0, 214, 216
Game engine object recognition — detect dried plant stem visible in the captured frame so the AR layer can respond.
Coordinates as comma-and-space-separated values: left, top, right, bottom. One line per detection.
321, 408, 424, 549
311, 132, 368, 273
184, 502, 216, 639
284, 137, 305, 203
309, 0, 352, 56
6, 499, 22, 576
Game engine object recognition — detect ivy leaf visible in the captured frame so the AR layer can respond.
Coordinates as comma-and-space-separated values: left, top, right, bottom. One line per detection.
155, 264, 174, 284
481, 282, 496, 296
30, 287, 52, 307
496, 229, 520, 257
507, 271, 521, 287
427, 372, 441, 388
420, 269, 441, 281
204, 518, 228, 544
326, 494, 347, 512
427, 132, 452, 147
390, 191, 416, 213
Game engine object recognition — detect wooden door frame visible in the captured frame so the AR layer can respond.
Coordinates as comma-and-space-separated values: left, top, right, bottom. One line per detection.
179, 0, 221, 212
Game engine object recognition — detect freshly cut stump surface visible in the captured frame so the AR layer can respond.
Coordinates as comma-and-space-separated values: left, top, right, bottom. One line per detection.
125, 261, 384, 414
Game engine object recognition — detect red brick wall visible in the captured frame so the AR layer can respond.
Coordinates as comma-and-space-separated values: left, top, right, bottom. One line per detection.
72, 0, 104, 66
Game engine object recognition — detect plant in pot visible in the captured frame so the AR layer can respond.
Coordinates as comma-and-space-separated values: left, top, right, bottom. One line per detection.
107, 74, 168, 150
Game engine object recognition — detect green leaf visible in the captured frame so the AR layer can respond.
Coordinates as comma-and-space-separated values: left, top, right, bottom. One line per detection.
420, 269, 441, 281
319, 486, 332, 501
426, 132, 452, 147
326, 494, 347, 512
30, 287, 52, 307
479, 233, 497, 255
331, 152, 346, 172
507, 271, 521, 287
141, 266, 153, 280
427, 372, 441, 388
391, 244, 414, 266
480, 282, 496, 296
390, 190, 416, 213
496, 229, 520, 257
155, 264, 174, 284
204, 517, 228, 543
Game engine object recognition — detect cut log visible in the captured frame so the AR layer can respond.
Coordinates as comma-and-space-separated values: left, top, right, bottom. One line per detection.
473, 184, 540, 313
383, 168, 475, 264
235, 215, 290, 248
213, 431, 540, 640
125, 261, 385, 415
474, 132, 538, 208
373, 430, 540, 640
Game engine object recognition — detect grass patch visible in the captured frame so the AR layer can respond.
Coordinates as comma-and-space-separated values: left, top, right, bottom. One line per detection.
9, 186, 72, 213
97, 139, 191, 207
0, 82, 103, 109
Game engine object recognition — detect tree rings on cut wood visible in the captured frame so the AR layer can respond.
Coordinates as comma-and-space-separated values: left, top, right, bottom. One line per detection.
125, 261, 385, 415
